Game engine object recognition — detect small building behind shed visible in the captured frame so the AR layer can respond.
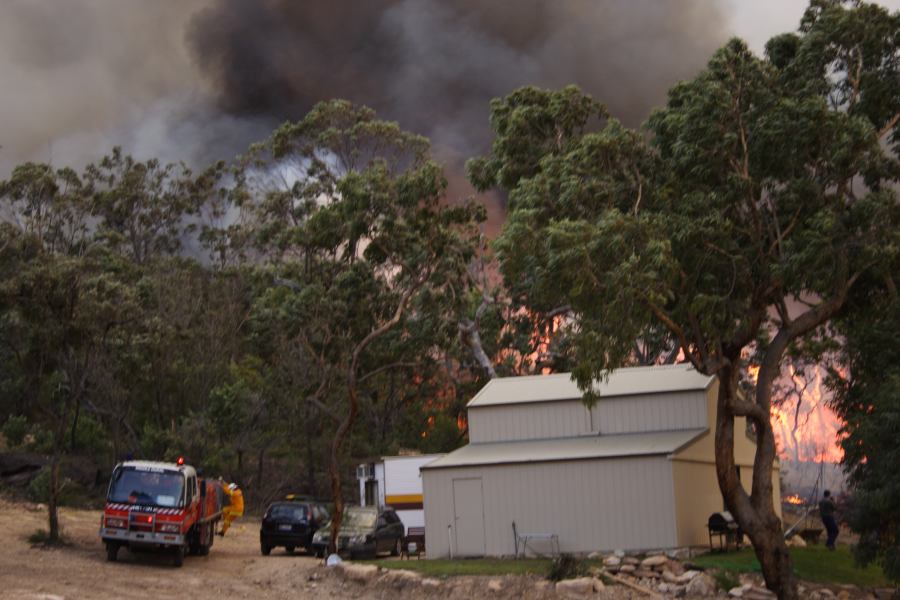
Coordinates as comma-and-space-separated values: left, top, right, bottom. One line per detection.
357, 453, 443, 533
421, 364, 780, 557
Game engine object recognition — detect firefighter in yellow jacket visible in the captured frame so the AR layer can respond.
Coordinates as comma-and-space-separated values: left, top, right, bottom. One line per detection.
219, 481, 244, 536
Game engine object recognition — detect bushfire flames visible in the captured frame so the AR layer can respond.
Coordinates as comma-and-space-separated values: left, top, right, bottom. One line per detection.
749, 363, 844, 464
783, 494, 805, 506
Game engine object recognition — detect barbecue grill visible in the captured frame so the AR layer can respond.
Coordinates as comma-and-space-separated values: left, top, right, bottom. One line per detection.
707, 511, 743, 551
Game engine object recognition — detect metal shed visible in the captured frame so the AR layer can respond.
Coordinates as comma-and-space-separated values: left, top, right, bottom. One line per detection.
421, 364, 781, 557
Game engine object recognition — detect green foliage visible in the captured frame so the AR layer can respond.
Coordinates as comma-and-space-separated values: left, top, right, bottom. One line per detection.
829, 289, 900, 581
25, 468, 53, 503
470, 4, 898, 594
546, 553, 587, 582
1, 415, 29, 448
418, 413, 464, 454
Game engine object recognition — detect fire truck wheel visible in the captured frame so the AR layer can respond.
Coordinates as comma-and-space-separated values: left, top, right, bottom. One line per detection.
260, 542, 271, 556
173, 546, 185, 568
285, 546, 295, 554
196, 525, 212, 556
105, 542, 119, 562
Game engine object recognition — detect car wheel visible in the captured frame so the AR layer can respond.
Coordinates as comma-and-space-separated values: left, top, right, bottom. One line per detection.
105, 542, 119, 562
260, 543, 271, 556
285, 546, 295, 554
391, 537, 402, 557
173, 546, 184, 568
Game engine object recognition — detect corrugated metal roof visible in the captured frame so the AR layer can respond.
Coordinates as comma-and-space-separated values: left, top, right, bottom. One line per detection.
466, 364, 714, 408
420, 429, 707, 470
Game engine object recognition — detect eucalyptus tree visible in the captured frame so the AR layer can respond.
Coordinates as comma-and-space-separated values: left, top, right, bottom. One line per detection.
235, 100, 483, 550
84, 147, 224, 264
0, 164, 140, 541
468, 1, 898, 596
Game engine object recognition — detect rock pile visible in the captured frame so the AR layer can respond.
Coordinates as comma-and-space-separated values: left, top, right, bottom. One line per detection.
598, 549, 717, 598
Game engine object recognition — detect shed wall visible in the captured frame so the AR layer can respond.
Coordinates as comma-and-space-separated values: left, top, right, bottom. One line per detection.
671, 460, 726, 547
468, 390, 708, 444
590, 391, 708, 434
468, 400, 590, 443
423, 456, 678, 558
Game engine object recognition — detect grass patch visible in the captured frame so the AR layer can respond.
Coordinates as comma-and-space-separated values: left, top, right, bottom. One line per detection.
693, 546, 890, 588
367, 557, 557, 578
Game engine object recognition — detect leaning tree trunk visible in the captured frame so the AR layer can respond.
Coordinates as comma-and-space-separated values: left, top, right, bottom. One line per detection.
327, 386, 360, 555
714, 364, 797, 600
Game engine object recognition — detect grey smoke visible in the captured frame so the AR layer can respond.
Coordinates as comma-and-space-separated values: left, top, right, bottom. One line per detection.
1, 0, 732, 197
187, 0, 729, 161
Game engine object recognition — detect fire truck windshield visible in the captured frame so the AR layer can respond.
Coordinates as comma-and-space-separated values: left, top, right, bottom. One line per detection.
108, 466, 185, 508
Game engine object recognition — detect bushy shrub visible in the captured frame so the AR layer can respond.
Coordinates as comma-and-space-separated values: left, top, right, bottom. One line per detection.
1, 415, 29, 448
26, 467, 95, 507
547, 553, 586, 581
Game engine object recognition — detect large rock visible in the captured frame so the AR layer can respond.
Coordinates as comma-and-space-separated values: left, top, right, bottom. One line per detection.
685, 573, 717, 597
383, 569, 422, 588
743, 586, 776, 600
667, 547, 692, 561
555, 577, 595, 598
603, 555, 621, 567
622, 556, 640, 565
640, 555, 668, 568
676, 570, 700, 584
339, 563, 379, 583
619, 564, 636, 574
668, 560, 686, 576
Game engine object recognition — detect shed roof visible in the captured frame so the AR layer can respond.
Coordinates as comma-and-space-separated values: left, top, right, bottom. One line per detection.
420, 429, 706, 470
466, 364, 714, 408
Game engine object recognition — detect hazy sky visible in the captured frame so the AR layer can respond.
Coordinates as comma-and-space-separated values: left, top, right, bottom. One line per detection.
0, 0, 897, 177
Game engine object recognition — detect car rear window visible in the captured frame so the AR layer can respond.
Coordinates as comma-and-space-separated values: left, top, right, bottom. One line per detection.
268, 504, 308, 520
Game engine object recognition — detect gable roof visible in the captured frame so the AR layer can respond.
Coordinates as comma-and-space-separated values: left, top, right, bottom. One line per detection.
466, 364, 714, 408
421, 429, 707, 470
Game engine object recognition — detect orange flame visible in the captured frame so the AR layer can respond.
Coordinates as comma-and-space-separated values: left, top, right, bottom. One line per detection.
783, 494, 805, 505
747, 362, 844, 463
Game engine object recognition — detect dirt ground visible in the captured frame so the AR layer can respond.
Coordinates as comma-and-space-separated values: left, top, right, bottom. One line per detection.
0, 498, 578, 600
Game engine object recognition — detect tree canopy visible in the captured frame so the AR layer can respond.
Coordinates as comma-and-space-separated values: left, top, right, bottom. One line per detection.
468, 1, 898, 597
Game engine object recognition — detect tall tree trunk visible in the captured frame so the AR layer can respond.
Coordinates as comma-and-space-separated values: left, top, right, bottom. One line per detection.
305, 409, 316, 497
69, 399, 80, 451
327, 386, 359, 554
47, 450, 61, 542
256, 448, 264, 491
715, 363, 797, 600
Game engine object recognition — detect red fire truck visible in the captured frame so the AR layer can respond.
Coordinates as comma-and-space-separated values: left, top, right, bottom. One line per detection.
99, 458, 223, 567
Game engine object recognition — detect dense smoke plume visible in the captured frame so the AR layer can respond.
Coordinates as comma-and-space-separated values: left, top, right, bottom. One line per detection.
1, 0, 732, 206
188, 0, 728, 167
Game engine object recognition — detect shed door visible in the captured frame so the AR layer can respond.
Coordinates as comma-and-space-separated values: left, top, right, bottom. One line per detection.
452, 478, 485, 557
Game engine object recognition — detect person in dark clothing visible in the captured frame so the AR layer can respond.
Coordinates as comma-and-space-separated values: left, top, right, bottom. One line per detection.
819, 490, 839, 550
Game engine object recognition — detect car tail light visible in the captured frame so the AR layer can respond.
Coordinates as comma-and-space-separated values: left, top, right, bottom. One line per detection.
157, 522, 180, 534
105, 517, 126, 529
